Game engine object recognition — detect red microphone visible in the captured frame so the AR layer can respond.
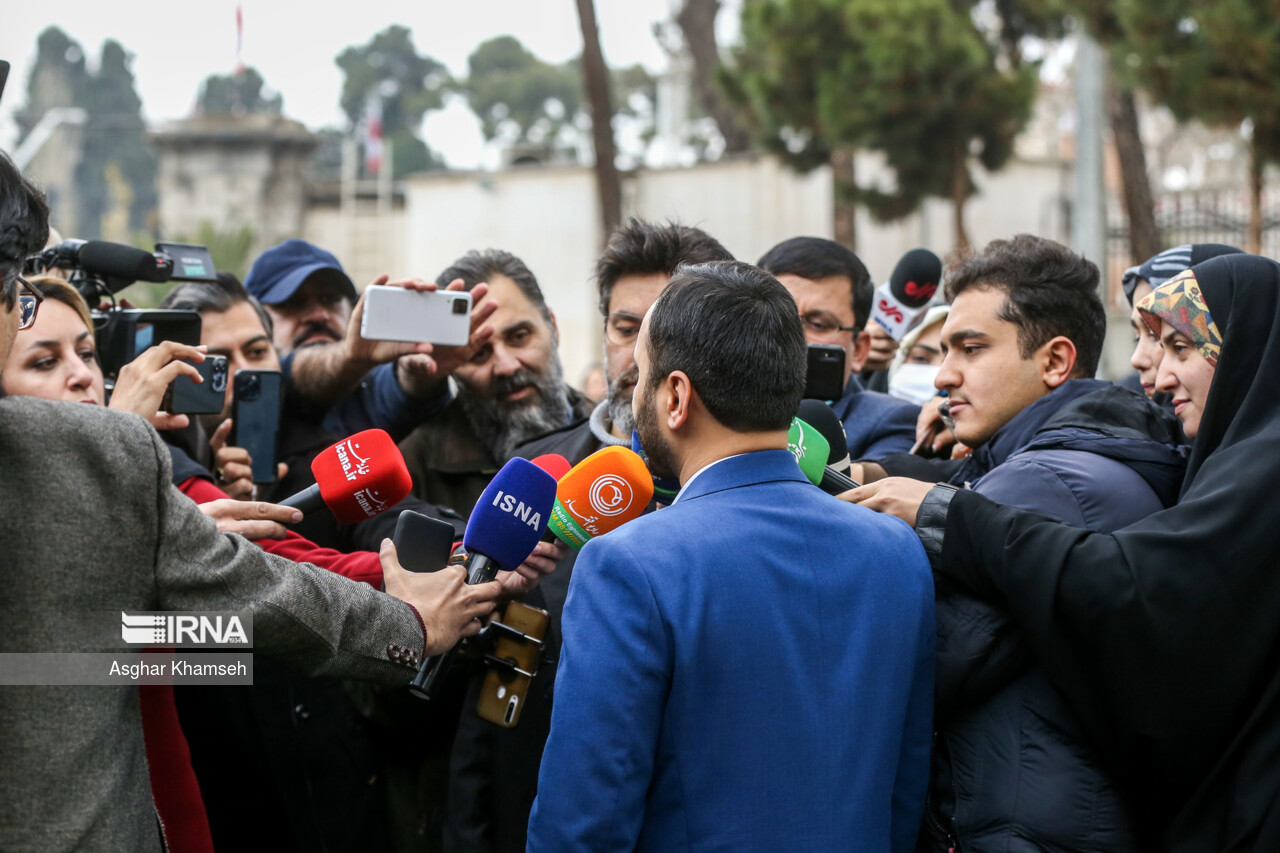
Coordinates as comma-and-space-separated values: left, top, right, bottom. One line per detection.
529, 453, 571, 481
279, 429, 413, 524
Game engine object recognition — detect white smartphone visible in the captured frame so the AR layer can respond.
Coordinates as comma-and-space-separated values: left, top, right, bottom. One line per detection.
360, 285, 472, 345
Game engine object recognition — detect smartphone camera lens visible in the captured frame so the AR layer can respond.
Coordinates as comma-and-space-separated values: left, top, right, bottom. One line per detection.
210, 361, 228, 393
452, 298, 468, 315
239, 374, 261, 402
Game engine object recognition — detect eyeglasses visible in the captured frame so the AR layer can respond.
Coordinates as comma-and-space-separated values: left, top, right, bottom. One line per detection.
605, 313, 642, 348
799, 311, 856, 341
15, 275, 44, 331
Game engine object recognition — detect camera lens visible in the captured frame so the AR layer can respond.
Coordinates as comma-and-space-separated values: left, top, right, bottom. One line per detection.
239, 374, 261, 402
452, 298, 468, 315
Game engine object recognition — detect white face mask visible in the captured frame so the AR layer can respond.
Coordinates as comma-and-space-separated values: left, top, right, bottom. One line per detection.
889, 364, 941, 406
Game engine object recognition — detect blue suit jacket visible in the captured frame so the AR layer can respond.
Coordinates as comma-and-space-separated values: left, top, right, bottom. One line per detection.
830, 375, 920, 461
526, 450, 935, 853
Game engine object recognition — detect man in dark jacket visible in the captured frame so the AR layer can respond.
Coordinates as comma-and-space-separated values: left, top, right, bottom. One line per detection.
444, 219, 733, 853
910, 236, 1186, 852
757, 236, 919, 459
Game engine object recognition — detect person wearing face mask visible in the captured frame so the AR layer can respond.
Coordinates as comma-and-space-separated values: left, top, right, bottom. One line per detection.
886, 305, 949, 406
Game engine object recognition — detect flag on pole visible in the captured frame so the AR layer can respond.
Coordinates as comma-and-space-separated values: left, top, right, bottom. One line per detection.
364, 93, 384, 176
235, 4, 245, 75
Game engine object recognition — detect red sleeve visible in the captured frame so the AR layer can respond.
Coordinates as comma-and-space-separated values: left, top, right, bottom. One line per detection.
178, 477, 383, 588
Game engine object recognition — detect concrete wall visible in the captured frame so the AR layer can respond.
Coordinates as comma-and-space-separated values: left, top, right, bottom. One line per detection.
400, 153, 1070, 383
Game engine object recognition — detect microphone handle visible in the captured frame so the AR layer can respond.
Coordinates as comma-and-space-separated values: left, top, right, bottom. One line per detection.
409, 552, 499, 701
279, 483, 326, 516
819, 467, 861, 496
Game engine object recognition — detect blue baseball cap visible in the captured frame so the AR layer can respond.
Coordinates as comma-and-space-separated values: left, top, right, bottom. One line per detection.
243, 239, 357, 305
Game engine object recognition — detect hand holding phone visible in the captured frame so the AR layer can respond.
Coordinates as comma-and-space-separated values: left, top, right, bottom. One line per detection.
361, 284, 472, 345
108, 340, 207, 431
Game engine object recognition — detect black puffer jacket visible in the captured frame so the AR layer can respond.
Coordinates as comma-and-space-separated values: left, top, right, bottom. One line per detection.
921, 383, 1185, 853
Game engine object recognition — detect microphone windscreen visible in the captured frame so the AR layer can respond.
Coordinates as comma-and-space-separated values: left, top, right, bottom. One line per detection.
529, 453, 571, 482
788, 417, 830, 486
465, 458, 558, 570
78, 240, 173, 284
797, 399, 849, 469
888, 248, 942, 308
547, 446, 654, 550
310, 429, 414, 524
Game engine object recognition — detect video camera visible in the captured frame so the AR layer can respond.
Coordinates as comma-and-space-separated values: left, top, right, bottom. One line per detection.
26, 239, 218, 380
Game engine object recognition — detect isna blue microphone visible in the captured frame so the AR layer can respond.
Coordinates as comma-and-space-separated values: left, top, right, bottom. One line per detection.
409, 457, 556, 700
462, 457, 557, 584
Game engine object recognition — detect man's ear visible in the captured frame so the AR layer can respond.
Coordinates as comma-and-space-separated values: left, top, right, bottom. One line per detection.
548, 310, 559, 346
849, 329, 873, 375
666, 370, 693, 430
1040, 336, 1079, 388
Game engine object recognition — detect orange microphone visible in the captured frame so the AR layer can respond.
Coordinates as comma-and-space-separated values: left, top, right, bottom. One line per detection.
544, 446, 654, 550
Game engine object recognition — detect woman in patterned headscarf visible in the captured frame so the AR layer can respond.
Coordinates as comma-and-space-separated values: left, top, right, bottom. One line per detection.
851, 253, 1280, 852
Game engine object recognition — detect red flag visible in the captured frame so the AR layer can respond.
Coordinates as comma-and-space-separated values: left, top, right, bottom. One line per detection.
235, 5, 245, 75
364, 95, 384, 176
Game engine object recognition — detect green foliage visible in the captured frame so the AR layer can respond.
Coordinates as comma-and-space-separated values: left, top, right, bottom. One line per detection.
196, 67, 283, 115
727, 0, 1038, 221
18, 28, 157, 239
463, 36, 582, 143
191, 221, 257, 280
1114, 0, 1280, 163
334, 25, 450, 179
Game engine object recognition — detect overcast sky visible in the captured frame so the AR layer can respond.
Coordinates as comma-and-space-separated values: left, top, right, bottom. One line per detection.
0, 0, 741, 166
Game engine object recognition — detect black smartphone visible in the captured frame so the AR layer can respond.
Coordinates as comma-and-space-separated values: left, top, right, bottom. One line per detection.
231, 370, 282, 484
803, 344, 847, 401
164, 355, 228, 415
393, 511, 458, 573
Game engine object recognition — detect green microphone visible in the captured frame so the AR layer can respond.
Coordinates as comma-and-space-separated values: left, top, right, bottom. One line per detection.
787, 417, 830, 486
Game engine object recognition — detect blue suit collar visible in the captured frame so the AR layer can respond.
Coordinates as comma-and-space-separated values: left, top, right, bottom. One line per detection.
675, 449, 809, 504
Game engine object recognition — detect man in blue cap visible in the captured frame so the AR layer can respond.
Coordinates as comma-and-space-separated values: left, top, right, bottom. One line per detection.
243, 239, 478, 439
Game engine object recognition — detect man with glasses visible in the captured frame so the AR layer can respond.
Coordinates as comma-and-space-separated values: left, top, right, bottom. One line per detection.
758, 236, 919, 459
445, 219, 733, 853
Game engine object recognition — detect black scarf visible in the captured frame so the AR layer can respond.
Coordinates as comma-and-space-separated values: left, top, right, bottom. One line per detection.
937, 254, 1280, 851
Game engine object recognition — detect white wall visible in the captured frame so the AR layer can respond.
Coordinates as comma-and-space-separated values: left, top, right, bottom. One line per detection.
399, 153, 1071, 383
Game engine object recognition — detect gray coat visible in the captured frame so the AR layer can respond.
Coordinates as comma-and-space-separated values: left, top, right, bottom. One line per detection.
0, 396, 426, 851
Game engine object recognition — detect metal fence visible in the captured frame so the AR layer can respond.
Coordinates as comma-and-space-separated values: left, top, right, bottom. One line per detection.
1105, 184, 1280, 307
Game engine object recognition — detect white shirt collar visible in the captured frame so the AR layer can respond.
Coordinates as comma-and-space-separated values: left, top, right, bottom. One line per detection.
672, 454, 746, 504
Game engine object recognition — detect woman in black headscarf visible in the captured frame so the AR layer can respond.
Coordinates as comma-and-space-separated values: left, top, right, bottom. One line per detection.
847, 253, 1280, 852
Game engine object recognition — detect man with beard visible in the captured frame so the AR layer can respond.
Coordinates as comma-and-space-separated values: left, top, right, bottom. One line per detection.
526, 261, 935, 853
391, 249, 589, 850
398, 249, 592, 516
444, 220, 733, 853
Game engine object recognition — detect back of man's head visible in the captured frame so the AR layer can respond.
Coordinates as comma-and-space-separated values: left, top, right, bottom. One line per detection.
596, 219, 734, 317
646, 261, 806, 432
756, 236, 873, 331
0, 153, 51, 307
161, 272, 275, 338
945, 234, 1105, 378
436, 249, 552, 325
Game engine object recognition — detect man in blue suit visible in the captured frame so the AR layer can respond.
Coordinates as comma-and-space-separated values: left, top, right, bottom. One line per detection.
527, 261, 935, 853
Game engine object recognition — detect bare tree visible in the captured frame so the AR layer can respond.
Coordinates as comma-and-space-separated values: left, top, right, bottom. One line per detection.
575, 0, 623, 240
1107, 75, 1163, 262
676, 0, 751, 153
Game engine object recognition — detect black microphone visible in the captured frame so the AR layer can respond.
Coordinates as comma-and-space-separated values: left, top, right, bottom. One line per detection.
796, 400, 861, 495
408, 458, 557, 700
870, 248, 942, 340
78, 240, 174, 284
